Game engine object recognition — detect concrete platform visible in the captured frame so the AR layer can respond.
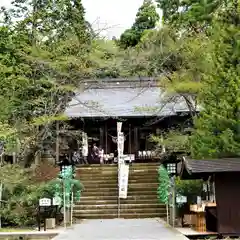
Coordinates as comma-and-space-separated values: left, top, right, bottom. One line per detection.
176, 227, 218, 239
53, 218, 188, 240
0, 230, 60, 239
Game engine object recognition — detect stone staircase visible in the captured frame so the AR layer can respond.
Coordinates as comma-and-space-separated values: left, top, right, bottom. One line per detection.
73, 163, 166, 219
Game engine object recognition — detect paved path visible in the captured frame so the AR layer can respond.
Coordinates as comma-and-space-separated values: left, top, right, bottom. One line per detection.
53, 218, 188, 240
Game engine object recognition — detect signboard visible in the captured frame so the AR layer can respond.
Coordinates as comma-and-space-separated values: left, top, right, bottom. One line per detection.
118, 163, 129, 199
122, 154, 135, 162
176, 195, 187, 204
39, 198, 51, 206
197, 196, 202, 205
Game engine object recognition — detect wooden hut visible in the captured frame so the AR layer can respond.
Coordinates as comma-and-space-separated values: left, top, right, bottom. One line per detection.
178, 157, 240, 236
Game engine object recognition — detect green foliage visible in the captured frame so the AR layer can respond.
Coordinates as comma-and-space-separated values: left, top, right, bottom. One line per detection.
151, 130, 190, 153
119, 0, 160, 48
120, 27, 209, 115
0, 164, 55, 226
0, 0, 91, 165
190, 1, 240, 158
157, 0, 221, 32
157, 165, 170, 204
89, 39, 125, 78
175, 177, 203, 203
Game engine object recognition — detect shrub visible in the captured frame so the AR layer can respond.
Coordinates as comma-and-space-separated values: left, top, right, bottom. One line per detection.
175, 177, 203, 204
0, 164, 55, 227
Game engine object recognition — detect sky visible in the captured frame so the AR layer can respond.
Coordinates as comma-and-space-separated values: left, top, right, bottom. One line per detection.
1, 0, 145, 38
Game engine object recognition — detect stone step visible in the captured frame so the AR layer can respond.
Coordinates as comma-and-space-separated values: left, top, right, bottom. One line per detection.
73, 212, 165, 219
81, 187, 157, 194
73, 163, 160, 220
76, 199, 160, 205
77, 174, 157, 180
78, 176, 158, 183
77, 165, 158, 171
80, 178, 157, 185
74, 203, 164, 210
76, 168, 159, 174
79, 195, 158, 201
73, 207, 166, 215
82, 182, 158, 189
81, 183, 157, 189
76, 163, 159, 169
77, 168, 158, 173
78, 172, 158, 179
81, 190, 157, 196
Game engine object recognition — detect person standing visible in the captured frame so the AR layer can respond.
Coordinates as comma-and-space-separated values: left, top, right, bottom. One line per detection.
92, 143, 100, 164
99, 145, 104, 164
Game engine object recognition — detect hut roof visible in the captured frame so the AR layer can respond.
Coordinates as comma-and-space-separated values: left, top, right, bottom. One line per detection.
178, 158, 240, 180
64, 78, 193, 118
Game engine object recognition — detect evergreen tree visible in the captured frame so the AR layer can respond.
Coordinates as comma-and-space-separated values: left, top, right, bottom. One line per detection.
157, 0, 221, 32
119, 0, 160, 48
191, 0, 240, 158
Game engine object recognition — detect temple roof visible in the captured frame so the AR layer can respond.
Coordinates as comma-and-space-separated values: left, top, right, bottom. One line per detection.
64, 78, 192, 118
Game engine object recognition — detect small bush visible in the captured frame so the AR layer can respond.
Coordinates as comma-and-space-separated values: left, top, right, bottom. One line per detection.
175, 177, 203, 203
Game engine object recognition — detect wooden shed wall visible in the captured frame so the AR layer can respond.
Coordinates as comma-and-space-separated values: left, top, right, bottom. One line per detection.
215, 172, 240, 235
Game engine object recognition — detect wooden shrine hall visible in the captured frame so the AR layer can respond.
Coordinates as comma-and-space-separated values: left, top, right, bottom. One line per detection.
62, 78, 194, 163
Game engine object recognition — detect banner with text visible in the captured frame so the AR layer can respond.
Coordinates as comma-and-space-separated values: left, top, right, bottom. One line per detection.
118, 163, 129, 199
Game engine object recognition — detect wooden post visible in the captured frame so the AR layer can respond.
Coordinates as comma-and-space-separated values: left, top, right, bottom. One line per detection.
0, 183, 2, 229
105, 122, 108, 153
172, 176, 176, 228
100, 127, 104, 147
70, 190, 73, 227
56, 122, 59, 165
128, 124, 131, 154
63, 181, 66, 229
134, 127, 138, 154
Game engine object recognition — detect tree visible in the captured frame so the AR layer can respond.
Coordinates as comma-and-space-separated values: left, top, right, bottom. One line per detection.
0, 0, 91, 166
119, 0, 160, 48
88, 39, 125, 78
190, 0, 240, 158
121, 27, 210, 116
1, 0, 90, 45
157, 0, 221, 33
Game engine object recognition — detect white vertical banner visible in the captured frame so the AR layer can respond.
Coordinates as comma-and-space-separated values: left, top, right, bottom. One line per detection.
117, 132, 124, 160
118, 163, 129, 199
117, 122, 122, 133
